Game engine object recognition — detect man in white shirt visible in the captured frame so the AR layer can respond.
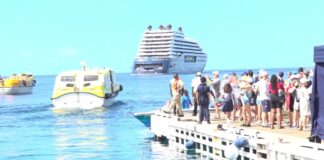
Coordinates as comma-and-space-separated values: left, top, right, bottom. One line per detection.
254, 71, 270, 127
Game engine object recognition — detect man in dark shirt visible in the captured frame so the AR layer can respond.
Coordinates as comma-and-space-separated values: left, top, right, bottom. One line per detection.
196, 76, 213, 124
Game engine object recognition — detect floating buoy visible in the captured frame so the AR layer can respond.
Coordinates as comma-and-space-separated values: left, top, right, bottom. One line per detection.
224, 144, 239, 160
185, 140, 195, 149
234, 136, 249, 149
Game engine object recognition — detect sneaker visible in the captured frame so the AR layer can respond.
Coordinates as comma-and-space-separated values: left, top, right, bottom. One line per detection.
246, 124, 251, 127
207, 121, 211, 124
197, 122, 202, 125
240, 123, 246, 127
178, 114, 184, 117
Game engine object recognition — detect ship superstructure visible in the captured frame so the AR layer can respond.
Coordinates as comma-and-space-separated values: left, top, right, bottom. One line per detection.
133, 25, 207, 74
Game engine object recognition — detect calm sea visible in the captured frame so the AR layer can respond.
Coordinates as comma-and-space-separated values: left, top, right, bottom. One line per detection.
0, 67, 311, 160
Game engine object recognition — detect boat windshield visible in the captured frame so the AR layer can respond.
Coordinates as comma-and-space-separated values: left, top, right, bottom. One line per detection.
61, 76, 75, 82
84, 75, 99, 81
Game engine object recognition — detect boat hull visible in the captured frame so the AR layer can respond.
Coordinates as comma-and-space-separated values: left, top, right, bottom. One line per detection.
133, 58, 170, 74
52, 92, 114, 109
132, 54, 206, 74
0, 86, 33, 95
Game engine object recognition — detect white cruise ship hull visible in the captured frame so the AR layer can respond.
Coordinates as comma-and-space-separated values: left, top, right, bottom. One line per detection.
52, 92, 114, 110
1, 86, 33, 95
133, 54, 206, 74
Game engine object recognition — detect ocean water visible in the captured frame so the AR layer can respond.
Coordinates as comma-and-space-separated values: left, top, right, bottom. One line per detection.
0, 67, 311, 160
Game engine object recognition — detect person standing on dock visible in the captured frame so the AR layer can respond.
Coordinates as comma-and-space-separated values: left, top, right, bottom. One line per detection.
254, 71, 271, 127
167, 73, 184, 117
196, 76, 213, 124
210, 71, 221, 119
269, 74, 285, 129
191, 72, 201, 116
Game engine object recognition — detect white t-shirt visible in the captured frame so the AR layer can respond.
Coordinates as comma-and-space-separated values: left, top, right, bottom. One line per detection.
191, 77, 201, 93
256, 79, 269, 100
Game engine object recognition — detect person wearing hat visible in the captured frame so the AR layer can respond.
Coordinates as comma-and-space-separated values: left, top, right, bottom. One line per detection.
298, 78, 311, 131
167, 73, 184, 117
196, 76, 213, 124
191, 72, 202, 116
254, 71, 270, 127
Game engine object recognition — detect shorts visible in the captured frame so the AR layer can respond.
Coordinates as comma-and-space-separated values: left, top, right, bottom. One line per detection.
234, 98, 242, 107
270, 94, 282, 109
256, 99, 262, 106
294, 101, 300, 111
261, 100, 270, 112
222, 100, 233, 112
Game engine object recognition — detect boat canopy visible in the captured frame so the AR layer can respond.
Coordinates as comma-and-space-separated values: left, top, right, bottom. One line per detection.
311, 45, 324, 141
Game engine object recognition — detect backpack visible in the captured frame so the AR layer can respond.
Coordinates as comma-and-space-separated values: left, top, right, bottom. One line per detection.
197, 84, 210, 106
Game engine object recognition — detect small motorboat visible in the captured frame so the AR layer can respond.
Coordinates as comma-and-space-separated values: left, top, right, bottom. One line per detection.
0, 74, 36, 95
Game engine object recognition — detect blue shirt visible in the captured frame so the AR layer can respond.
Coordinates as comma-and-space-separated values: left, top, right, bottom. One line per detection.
181, 95, 191, 109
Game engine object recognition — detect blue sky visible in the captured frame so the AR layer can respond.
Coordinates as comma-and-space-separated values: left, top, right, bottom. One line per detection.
0, 0, 324, 75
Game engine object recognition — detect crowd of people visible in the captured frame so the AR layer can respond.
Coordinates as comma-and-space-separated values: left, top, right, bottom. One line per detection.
163, 67, 313, 130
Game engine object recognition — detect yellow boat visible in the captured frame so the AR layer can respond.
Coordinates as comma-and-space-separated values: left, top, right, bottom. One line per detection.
51, 66, 123, 109
0, 74, 36, 95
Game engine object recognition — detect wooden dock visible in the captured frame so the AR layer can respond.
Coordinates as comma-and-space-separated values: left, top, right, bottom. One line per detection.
149, 110, 324, 160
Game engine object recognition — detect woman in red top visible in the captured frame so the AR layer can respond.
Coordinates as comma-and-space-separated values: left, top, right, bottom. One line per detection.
269, 74, 285, 129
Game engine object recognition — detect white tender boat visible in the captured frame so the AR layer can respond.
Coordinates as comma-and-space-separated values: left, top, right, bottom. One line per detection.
51, 66, 123, 109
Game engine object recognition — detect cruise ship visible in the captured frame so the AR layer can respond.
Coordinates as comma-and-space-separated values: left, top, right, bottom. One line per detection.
132, 25, 207, 74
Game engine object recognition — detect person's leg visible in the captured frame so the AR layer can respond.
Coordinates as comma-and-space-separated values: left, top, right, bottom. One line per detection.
242, 105, 247, 126
205, 105, 210, 123
214, 97, 220, 119
198, 105, 203, 123
257, 104, 262, 122
245, 106, 251, 126
231, 108, 236, 121
175, 95, 184, 116
193, 96, 198, 116
277, 107, 283, 128
261, 100, 266, 126
269, 95, 276, 129
304, 116, 308, 130
270, 108, 276, 129
294, 110, 300, 127
299, 116, 303, 130
167, 96, 176, 113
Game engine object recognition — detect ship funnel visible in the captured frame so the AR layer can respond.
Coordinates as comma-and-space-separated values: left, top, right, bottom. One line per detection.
167, 24, 172, 30
178, 27, 182, 32
147, 25, 152, 31
159, 25, 165, 30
